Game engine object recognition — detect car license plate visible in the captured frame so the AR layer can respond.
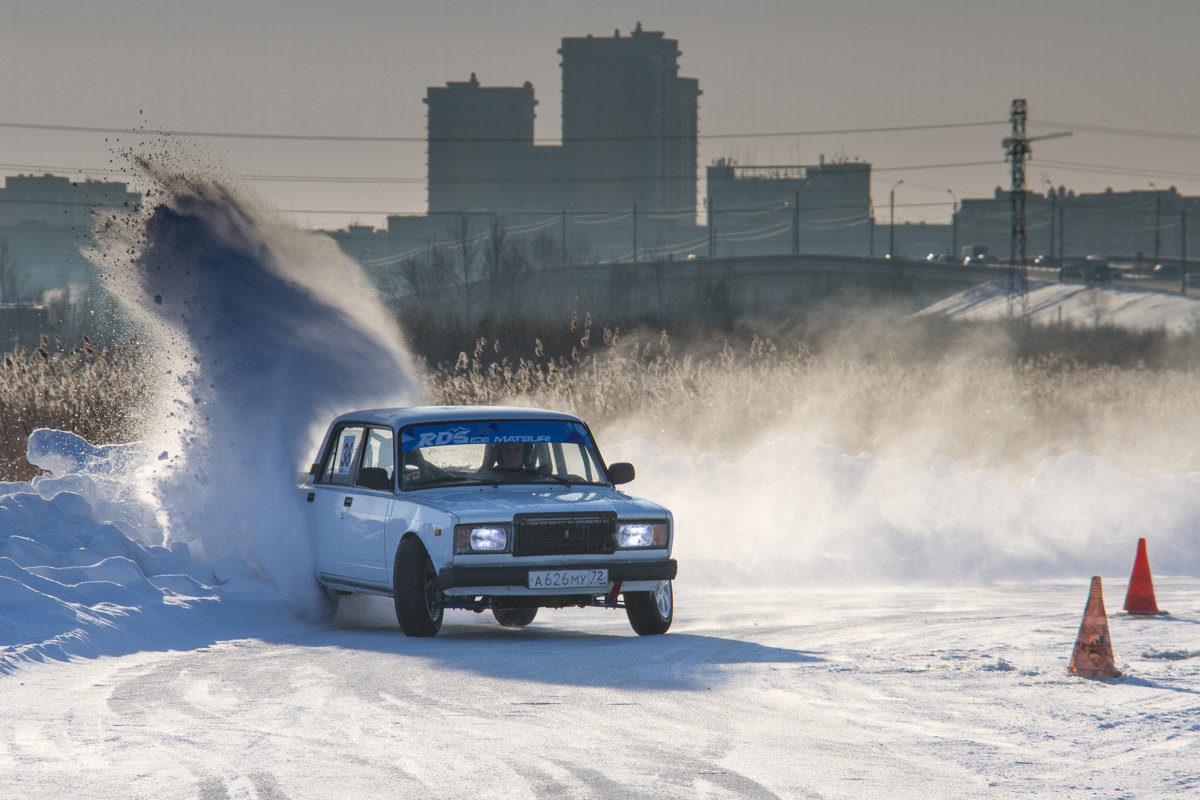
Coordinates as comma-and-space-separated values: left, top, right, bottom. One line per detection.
528, 568, 609, 589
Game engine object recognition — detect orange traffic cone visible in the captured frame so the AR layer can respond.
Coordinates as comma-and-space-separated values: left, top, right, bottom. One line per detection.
1123, 537, 1168, 616
1067, 576, 1121, 679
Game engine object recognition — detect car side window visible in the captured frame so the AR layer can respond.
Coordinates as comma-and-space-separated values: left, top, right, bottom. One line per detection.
357, 427, 395, 491
321, 425, 365, 487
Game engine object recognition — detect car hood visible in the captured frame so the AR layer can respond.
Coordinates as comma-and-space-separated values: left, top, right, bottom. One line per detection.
406, 485, 669, 523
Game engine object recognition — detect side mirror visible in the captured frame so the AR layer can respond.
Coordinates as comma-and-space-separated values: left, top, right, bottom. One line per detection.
607, 462, 635, 485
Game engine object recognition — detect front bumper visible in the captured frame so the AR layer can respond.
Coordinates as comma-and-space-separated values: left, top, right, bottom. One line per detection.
438, 558, 677, 592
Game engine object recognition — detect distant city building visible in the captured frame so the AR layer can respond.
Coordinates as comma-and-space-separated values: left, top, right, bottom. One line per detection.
0, 174, 141, 297
957, 186, 1200, 264
559, 23, 699, 215
424, 23, 699, 221
706, 157, 872, 257
425, 75, 574, 214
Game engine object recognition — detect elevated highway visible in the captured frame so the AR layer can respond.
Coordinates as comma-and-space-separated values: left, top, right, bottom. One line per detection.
500, 253, 1009, 322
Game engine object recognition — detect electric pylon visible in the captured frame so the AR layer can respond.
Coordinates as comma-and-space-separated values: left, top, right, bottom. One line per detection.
1002, 99, 1071, 317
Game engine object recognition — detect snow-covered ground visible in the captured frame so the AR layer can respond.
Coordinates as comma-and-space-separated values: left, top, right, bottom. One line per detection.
3, 177, 1199, 797
919, 275, 1200, 333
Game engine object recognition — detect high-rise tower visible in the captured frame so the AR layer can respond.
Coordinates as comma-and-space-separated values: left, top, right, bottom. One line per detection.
425, 74, 538, 213
559, 23, 699, 215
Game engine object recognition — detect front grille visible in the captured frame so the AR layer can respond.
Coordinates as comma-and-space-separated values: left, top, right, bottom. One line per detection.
513, 512, 617, 557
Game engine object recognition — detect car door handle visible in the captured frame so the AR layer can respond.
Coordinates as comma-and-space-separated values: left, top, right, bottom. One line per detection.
343, 496, 353, 507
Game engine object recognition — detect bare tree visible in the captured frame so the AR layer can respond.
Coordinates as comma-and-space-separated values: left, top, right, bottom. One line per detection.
528, 228, 562, 272
449, 212, 480, 315
398, 245, 451, 308
481, 218, 529, 317
0, 237, 25, 304
482, 217, 508, 307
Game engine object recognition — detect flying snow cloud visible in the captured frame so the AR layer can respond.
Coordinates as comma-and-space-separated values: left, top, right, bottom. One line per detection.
3, 163, 424, 673
98, 165, 422, 607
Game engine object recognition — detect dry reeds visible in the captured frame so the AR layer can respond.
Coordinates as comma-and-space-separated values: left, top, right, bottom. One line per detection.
425, 316, 1200, 478
0, 336, 147, 481
6, 314, 1200, 482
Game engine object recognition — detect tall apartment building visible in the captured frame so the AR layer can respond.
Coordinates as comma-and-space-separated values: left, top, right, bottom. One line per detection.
424, 24, 699, 220
559, 23, 699, 214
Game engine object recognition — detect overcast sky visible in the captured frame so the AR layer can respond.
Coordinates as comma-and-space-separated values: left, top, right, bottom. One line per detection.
3, 0, 1198, 229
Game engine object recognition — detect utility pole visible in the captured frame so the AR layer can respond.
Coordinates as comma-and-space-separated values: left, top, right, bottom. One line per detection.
889, 179, 903, 258
1182, 210, 1188, 295
632, 200, 639, 264
792, 190, 800, 255
707, 195, 715, 259
1044, 180, 1056, 264
1154, 192, 1162, 264
560, 208, 567, 270
947, 189, 958, 260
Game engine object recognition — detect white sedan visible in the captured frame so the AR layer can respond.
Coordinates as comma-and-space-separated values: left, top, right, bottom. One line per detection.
301, 406, 677, 636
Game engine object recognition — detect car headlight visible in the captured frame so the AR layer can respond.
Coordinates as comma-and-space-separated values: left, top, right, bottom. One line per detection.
454, 524, 511, 554
617, 521, 669, 549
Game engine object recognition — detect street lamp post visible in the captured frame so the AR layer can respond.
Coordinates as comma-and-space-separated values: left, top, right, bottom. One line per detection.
792, 190, 800, 255
706, 191, 720, 260
1151, 183, 1162, 264
633, 199, 639, 264
1044, 179, 1056, 264
889, 180, 903, 258
946, 188, 958, 260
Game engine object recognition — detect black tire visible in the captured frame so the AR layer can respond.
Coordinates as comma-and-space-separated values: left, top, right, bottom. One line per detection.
493, 606, 538, 628
393, 537, 443, 636
625, 580, 673, 636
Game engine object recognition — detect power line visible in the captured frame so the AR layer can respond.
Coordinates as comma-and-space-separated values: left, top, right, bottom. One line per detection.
1038, 159, 1200, 184
1032, 119, 1200, 144
0, 118, 1006, 144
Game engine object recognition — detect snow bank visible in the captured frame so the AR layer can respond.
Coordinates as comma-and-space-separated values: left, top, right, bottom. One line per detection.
919, 278, 1200, 333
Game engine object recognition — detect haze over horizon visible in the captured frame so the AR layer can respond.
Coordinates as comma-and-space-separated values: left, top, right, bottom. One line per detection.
3, 0, 1198, 230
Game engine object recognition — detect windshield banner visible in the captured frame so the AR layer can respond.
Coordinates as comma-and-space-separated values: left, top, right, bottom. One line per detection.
400, 420, 594, 451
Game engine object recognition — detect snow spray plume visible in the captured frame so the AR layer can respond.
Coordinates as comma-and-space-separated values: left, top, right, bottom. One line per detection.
593, 309, 1200, 588
107, 165, 420, 613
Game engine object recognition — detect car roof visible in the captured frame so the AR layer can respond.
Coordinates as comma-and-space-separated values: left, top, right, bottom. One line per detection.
331, 405, 586, 429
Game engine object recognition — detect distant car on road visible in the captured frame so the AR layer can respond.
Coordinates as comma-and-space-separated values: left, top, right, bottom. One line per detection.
301, 406, 677, 637
1153, 263, 1180, 278
1059, 256, 1112, 282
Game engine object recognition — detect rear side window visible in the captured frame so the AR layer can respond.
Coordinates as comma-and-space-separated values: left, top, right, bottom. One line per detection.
321, 426, 364, 487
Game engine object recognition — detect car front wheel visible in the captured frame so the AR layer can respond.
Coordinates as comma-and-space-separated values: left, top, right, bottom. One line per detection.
393, 537, 443, 637
625, 580, 673, 635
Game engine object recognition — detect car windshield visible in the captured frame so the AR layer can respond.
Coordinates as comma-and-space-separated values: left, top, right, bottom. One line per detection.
399, 419, 608, 490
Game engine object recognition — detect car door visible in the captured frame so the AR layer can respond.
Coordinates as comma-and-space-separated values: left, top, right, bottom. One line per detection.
339, 426, 394, 586
308, 424, 365, 581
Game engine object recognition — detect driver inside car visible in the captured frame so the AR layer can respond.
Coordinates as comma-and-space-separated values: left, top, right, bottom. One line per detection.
484, 442, 531, 471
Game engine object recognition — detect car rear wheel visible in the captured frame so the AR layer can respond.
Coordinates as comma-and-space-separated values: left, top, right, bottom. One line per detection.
393, 537, 443, 636
317, 583, 344, 623
625, 580, 673, 635
493, 606, 538, 628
